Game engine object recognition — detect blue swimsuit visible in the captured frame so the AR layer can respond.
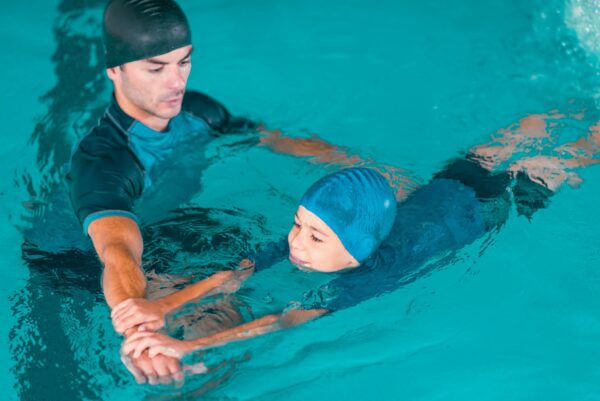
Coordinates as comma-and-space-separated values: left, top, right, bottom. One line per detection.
251, 157, 552, 312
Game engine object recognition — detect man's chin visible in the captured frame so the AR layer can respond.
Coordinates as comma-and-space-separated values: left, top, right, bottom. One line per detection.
155, 106, 181, 120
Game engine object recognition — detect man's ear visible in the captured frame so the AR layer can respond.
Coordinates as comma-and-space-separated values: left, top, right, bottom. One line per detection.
106, 66, 119, 81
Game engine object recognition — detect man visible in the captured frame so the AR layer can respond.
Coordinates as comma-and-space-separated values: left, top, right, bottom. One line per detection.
67, 0, 255, 385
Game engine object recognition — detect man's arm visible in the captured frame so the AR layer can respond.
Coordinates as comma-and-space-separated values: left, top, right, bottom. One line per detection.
88, 216, 146, 309
258, 128, 363, 166
258, 129, 419, 200
88, 216, 188, 385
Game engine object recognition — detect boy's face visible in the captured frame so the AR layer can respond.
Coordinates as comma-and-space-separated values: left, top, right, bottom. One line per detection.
287, 206, 359, 273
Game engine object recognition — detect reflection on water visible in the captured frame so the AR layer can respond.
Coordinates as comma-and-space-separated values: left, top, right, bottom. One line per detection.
11, 1, 109, 400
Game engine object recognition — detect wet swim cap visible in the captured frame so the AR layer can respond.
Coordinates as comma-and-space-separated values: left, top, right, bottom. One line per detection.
103, 0, 192, 68
300, 168, 397, 262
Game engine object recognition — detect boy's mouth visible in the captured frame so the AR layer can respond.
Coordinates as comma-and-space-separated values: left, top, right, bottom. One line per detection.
289, 253, 309, 266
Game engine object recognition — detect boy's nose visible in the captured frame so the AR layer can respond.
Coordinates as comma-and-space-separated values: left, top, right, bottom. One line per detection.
289, 231, 304, 251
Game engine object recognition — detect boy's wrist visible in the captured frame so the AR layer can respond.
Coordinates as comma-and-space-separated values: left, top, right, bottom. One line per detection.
189, 337, 211, 352
157, 296, 177, 314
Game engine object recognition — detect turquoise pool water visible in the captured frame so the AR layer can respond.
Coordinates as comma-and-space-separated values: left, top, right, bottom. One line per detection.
2, 0, 600, 400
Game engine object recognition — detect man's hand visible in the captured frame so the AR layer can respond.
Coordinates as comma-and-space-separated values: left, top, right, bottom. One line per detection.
112, 298, 170, 334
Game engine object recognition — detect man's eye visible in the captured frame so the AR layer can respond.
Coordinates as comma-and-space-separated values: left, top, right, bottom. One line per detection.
293, 222, 300, 228
311, 235, 323, 243
149, 67, 163, 73
180, 59, 191, 65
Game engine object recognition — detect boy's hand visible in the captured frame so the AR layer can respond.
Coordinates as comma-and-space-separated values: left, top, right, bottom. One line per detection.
123, 331, 195, 359
207, 268, 254, 296
121, 348, 183, 385
111, 298, 170, 334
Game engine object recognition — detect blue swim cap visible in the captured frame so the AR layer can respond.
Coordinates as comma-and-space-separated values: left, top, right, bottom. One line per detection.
300, 168, 397, 262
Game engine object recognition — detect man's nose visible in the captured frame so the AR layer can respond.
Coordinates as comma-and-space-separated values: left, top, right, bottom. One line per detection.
166, 67, 186, 92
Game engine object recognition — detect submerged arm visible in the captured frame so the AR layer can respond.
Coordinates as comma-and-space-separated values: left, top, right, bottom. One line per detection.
259, 128, 419, 199
469, 111, 566, 171
506, 120, 600, 191
468, 112, 600, 191
123, 308, 329, 359
259, 128, 361, 166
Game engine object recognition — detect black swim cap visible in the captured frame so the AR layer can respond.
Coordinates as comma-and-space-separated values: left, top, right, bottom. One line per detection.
103, 0, 192, 68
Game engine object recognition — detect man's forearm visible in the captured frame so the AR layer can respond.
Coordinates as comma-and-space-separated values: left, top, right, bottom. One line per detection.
88, 216, 146, 309
258, 129, 359, 166
101, 244, 146, 309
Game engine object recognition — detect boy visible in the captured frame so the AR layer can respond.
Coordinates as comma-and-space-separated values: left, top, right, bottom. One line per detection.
116, 114, 600, 361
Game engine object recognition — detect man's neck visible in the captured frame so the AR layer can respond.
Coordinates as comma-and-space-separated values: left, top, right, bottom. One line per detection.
114, 91, 170, 132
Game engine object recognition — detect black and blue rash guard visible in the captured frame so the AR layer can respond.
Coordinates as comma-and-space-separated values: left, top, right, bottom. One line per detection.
250, 157, 553, 313
66, 91, 255, 234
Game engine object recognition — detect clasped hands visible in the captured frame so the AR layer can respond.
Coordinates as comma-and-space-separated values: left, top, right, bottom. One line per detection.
112, 269, 248, 385
113, 297, 194, 385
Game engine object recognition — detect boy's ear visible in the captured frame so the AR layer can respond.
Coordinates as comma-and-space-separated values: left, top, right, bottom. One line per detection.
349, 235, 377, 262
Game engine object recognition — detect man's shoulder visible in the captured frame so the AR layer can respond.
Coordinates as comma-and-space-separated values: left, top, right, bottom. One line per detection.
68, 110, 140, 182
67, 115, 143, 199
181, 90, 231, 132
73, 112, 130, 158
181, 90, 257, 134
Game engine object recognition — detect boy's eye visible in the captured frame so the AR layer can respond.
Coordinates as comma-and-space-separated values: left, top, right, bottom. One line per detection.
311, 235, 323, 243
149, 67, 163, 73
293, 222, 300, 228
180, 59, 191, 65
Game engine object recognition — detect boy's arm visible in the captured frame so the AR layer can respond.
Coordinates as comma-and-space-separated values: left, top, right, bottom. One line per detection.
112, 267, 254, 334
122, 308, 329, 359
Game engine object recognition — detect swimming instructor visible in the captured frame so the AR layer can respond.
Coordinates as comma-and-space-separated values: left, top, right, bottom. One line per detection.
67, 0, 254, 384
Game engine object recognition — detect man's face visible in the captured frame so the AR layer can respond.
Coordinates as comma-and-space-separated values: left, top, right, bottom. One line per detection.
109, 45, 193, 124
287, 206, 359, 273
